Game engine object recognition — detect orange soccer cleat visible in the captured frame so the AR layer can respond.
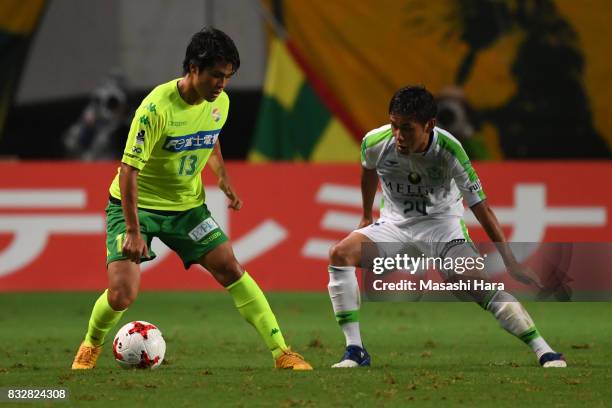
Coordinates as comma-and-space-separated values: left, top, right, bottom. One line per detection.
71, 342, 103, 369
275, 348, 313, 371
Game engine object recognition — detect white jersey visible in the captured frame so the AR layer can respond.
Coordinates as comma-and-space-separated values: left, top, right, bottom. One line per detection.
361, 125, 485, 222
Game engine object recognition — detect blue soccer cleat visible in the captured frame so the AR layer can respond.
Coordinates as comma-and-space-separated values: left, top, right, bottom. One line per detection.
332, 345, 371, 368
539, 352, 567, 368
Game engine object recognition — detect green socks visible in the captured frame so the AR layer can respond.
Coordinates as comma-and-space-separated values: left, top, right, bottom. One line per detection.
227, 272, 287, 358
84, 289, 125, 347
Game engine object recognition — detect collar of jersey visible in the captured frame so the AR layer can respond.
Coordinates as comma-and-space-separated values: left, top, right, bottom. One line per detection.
400, 129, 437, 158
174, 78, 207, 109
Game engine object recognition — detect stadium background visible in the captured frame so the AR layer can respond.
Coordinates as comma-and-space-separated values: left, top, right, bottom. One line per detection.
1, 1, 611, 406
1, 0, 610, 290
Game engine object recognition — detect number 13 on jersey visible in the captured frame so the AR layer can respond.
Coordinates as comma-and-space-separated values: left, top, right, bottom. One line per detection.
178, 155, 198, 175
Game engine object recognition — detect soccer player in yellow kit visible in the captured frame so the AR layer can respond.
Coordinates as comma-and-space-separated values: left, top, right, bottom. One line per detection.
72, 27, 312, 370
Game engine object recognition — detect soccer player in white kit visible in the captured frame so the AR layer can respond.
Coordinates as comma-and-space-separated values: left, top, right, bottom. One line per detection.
327, 86, 566, 368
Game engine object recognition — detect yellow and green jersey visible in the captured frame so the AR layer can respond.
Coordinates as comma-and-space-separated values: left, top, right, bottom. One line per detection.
109, 78, 230, 211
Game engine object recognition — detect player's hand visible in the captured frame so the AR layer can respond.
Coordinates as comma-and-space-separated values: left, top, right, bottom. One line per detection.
507, 263, 543, 288
358, 216, 374, 229
122, 231, 148, 264
218, 178, 243, 211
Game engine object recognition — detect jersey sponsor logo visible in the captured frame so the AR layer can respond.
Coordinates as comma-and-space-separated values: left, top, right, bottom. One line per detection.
188, 217, 219, 242
162, 130, 220, 152
211, 107, 221, 122
131, 146, 142, 154
383, 178, 435, 195
135, 130, 145, 145
169, 120, 187, 127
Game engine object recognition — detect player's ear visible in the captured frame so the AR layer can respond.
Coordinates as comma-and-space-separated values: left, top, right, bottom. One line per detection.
189, 63, 199, 76
425, 118, 436, 133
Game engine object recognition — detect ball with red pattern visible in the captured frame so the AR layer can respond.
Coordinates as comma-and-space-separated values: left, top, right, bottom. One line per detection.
112, 321, 166, 369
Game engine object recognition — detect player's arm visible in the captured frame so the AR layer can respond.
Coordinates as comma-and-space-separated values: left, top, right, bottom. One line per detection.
207, 139, 242, 210
360, 167, 379, 228
359, 132, 382, 228
117, 101, 162, 263
471, 200, 515, 262
119, 163, 148, 263
447, 140, 541, 286
470, 201, 541, 287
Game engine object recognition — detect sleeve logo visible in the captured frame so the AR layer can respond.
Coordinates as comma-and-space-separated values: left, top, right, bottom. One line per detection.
136, 130, 145, 145
468, 180, 482, 192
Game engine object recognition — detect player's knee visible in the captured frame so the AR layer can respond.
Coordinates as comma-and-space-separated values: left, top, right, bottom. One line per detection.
107, 287, 138, 310
211, 260, 244, 287
224, 261, 244, 280
329, 243, 356, 266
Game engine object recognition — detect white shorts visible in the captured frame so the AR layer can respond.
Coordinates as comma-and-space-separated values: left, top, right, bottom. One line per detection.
356, 216, 479, 276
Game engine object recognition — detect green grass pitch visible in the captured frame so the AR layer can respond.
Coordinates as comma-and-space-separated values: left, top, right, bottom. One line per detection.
0, 292, 610, 407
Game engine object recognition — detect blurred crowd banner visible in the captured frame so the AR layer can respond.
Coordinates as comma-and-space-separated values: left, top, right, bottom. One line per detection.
0, 162, 610, 291
251, 0, 612, 160
0, 0, 46, 141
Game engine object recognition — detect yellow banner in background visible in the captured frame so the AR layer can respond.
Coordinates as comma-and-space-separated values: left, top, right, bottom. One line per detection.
0, 0, 46, 34
0, 0, 46, 144
278, 0, 612, 158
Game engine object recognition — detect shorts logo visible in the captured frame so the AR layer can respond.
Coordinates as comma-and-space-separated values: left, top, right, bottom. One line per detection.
188, 217, 219, 242
211, 107, 221, 122
163, 130, 220, 152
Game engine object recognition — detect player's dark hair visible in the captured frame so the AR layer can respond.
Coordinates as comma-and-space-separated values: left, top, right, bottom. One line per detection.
182, 27, 240, 74
388, 86, 437, 124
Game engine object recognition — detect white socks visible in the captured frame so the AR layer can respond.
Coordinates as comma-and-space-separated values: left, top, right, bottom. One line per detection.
328, 272, 556, 359
527, 336, 554, 360
486, 291, 553, 359
328, 265, 363, 348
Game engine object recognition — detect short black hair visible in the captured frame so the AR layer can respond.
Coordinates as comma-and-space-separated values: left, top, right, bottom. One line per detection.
388, 86, 437, 124
182, 27, 240, 74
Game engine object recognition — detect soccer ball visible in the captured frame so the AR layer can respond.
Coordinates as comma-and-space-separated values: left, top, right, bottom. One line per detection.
112, 321, 166, 369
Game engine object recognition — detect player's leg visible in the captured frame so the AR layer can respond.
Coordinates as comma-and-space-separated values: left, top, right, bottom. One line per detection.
481, 289, 565, 367
198, 242, 312, 370
327, 231, 375, 367
433, 218, 566, 368
89, 260, 140, 343
165, 203, 310, 369
72, 260, 140, 369
72, 200, 156, 369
